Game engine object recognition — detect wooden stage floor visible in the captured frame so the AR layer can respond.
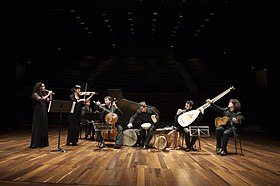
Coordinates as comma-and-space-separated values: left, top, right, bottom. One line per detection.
0, 128, 279, 186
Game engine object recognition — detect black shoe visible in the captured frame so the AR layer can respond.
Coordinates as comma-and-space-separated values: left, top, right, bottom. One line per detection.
114, 144, 122, 149
221, 150, 227, 156
99, 142, 106, 149
216, 148, 221, 154
186, 147, 197, 152
190, 147, 197, 151
143, 145, 147, 150
185, 147, 191, 152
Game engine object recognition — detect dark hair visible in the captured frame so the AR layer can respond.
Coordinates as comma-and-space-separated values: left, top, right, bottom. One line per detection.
229, 99, 241, 110
186, 100, 194, 107
104, 96, 112, 101
33, 82, 46, 97
71, 84, 81, 92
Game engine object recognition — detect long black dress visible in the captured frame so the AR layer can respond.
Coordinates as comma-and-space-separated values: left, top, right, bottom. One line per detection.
29, 93, 49, 148
66, 94, 83, 145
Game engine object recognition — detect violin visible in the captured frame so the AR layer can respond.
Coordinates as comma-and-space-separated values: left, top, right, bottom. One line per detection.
79, 92, 98, 96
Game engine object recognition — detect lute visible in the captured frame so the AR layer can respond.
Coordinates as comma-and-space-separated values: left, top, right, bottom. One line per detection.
178, 86, 235, 127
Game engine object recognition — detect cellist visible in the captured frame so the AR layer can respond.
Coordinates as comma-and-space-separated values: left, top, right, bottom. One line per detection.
95, 96, 123, 149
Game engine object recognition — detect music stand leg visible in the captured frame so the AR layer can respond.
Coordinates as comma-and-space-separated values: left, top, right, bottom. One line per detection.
198, 137, 201, 150
48, 147, 66, 152
49, 110, 66, 153
197, 129, 201, 150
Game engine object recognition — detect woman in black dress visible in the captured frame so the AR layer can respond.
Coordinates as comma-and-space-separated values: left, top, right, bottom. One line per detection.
29, 82, 54, 148
66, 85, 96, 146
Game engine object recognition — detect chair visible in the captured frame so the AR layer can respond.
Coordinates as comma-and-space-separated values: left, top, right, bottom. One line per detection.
233, 132, 243, 155
79, 123, 87, 139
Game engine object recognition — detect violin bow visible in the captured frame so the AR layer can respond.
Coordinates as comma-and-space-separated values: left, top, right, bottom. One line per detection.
83, 83, 88, 101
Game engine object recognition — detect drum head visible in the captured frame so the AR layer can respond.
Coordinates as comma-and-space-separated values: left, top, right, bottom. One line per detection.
141, 123, 151, 130
123, 129, 138, 147
154, 136, 167, 150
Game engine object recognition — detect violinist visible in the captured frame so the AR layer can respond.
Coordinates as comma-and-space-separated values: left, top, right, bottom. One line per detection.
95, 96, 123, 149
66, 85, 96, 146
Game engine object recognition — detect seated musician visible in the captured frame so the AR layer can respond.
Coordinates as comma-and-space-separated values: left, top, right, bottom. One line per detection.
206, 98, 244, 156
95, 96, 123, 149
127, 101, 160, 150
81, 99, 98, 140
174, 100, 204, 152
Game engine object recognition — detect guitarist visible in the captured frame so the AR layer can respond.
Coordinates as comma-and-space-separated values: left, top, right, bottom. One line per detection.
175, 100, 204, 152
127, 101, 160, 150
206, 98, 244, 156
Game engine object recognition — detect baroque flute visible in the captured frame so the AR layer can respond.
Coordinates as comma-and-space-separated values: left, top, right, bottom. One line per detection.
45, 89, 55, 94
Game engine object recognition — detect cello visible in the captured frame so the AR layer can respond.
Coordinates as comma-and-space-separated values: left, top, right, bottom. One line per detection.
102, 98, 119, 141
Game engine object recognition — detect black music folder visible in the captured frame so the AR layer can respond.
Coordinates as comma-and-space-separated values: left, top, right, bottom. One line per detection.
83, 112, 100, 121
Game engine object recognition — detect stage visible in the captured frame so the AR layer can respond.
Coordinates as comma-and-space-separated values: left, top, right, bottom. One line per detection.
0, 127, 279, 186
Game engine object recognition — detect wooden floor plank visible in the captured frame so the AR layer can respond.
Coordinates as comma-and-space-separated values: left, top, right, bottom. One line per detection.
0, 128, 279, 185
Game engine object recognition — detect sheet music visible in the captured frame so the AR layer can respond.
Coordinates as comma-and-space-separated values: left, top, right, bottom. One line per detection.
189, 126, 210, 137
48, 101, 52, 112
70, 102, 76, 113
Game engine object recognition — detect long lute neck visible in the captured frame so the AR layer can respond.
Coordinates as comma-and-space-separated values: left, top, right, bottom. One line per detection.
199, 86, 235, 110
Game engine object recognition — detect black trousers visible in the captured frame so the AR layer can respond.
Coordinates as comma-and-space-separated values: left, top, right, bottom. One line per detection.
140, 124, 155, 147
216, 126, 236, 151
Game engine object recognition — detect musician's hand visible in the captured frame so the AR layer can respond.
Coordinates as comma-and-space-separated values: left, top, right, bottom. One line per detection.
112, 102, 117, 108
127, 123, 133, 128
206, 99, 212, 104
95, 101, 101, 105
198, 108, 204, 114
151, 114, 157, 123
176, 109, 183, 115
232, 117, 239, 124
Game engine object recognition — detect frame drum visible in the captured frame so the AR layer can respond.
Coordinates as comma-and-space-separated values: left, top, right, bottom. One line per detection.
154, 135, 168, 150
123, 129, 139, 147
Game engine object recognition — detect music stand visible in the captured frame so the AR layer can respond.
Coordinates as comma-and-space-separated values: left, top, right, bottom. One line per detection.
83, 112, 100, 122
48, 100, 75, 153
189, 126, 210, 150
81, 112, 100, 138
